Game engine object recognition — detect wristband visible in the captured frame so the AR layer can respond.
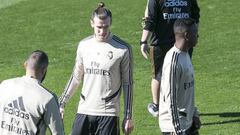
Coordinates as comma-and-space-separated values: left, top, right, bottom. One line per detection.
140, 40, 147, 45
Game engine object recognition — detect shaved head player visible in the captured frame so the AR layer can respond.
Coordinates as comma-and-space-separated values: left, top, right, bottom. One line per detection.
0, 50, 65, 135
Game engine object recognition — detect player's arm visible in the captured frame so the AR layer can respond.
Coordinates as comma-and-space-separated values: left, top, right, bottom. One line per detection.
140, 30, 150, 59
140, 0, 158, 59
142, 0, 159, 32
59, 45, 84, 118
45, 96, 65, 135
190, 0, 200, 24
121, 45, 134, 134
168, 54, 184, 135
191, 0, 200, 39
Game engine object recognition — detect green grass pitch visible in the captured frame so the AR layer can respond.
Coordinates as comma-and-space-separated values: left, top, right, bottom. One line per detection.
0, 0, 240, 134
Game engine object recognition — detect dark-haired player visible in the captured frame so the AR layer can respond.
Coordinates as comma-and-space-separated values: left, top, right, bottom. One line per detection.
159, 18, 201, 135
59, 2, 134, 135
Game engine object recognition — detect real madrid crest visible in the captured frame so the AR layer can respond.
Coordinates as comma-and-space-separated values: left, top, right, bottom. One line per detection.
107, 51, 113, 60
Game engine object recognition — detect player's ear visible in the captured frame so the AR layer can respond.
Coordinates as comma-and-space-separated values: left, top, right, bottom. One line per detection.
184, 32, 188, 41
90, 19, 94, 28
24, 61, 27, 69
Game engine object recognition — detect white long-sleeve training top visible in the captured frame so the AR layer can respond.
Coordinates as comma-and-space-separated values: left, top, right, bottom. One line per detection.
159, 46, 199, 134
59, 33, 133, 119
0, 76, 65, 135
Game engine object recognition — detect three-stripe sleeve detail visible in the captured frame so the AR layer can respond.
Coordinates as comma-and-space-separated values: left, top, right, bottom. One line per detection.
169, 52, 183, 135
125, 43, 133, 120
59, 74, 74, 106
36, 113, 44, 135
124, 84, 133, 119
113, 35, 133, 119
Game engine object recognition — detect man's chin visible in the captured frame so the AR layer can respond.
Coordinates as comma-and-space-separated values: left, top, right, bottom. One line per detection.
97, 36, 107, 41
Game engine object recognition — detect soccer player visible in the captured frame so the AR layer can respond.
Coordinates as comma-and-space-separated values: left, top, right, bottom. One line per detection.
140, 0, 200, 117
0, 50, 65, 135
159, 18, 201, 135
59, 2, 134, 135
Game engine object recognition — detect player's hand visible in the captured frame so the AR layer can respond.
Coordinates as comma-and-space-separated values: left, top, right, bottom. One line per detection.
122, 119, 134, 135
59, 107, 64, 119
193, 116, 201, 129
140, 43, 149, 59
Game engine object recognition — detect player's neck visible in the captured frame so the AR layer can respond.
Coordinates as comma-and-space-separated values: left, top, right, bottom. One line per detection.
175, 40, 188, 52
26, 70, 41, 82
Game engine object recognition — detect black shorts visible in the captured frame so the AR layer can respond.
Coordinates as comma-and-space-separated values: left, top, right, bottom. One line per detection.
149, 45, 172, 80
71, 113, 120, 135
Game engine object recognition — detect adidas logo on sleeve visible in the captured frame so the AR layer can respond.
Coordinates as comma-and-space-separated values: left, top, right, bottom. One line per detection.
3, 96, 29, 120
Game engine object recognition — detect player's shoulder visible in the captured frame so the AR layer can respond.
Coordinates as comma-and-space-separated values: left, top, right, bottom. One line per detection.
112, 35, 132, 50
37, 84, 58, 101
0, 77, 21, 86
77, 35, 94, 50
79, 35, 94, 44
164, 47, 180, 62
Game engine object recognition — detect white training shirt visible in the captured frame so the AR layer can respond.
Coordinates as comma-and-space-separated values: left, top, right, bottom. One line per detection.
159, 46, 198, 134
59, 33, 133, 119
0, 76, 64, 135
